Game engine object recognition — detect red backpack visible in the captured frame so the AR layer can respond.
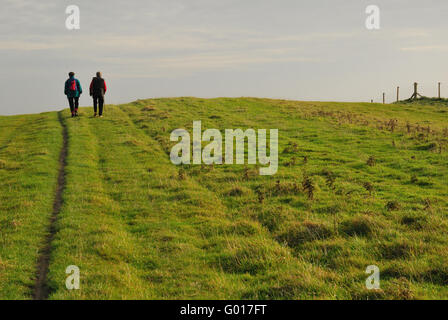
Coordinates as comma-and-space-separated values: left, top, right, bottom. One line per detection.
69, 79, 77, 92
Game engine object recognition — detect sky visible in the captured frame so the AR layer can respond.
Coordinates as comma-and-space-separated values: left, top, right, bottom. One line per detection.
1, 0, 448, 115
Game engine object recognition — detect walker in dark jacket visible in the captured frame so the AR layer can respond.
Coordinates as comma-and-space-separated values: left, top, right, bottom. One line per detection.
89, 72, 107, 117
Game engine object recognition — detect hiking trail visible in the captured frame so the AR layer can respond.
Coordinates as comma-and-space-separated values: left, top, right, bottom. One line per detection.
33, 111, 68, 300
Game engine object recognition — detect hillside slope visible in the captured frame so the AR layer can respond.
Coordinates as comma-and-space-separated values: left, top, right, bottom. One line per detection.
1, 98, 447, 299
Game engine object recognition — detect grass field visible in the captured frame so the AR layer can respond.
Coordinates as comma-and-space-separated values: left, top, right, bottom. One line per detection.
0, 97, 447, 299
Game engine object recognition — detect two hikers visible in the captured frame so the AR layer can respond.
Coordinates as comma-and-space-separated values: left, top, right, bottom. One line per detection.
64, 72, 82, 117
64, 71, 107, 118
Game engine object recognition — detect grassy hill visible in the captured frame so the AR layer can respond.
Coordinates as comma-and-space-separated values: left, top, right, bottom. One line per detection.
1, 98, 447, 300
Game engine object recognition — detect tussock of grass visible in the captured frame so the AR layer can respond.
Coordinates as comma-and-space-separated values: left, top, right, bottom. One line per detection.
386, 201, 401, 211
385, 277, 415, 300
257, 206, 294, 232
277, 220, 334, 247
0, 158, 21, 170
216, 238, 290, 275
380, 241, 416, 260
226, 186, 249, 197
400, 214, 428, 230
341, 215, 380, 237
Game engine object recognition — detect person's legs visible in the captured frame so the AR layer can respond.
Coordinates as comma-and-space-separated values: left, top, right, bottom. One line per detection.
68, 97, 75, 116
98, 96, 104, 116
93, 96, 98, 116
74, 97, 79, 115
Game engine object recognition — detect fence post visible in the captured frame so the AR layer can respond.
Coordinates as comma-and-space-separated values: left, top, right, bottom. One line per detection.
397, 86, 399, 102
383, 93, 385, 104
438, 82, 441, 99
410, 82, 420, 100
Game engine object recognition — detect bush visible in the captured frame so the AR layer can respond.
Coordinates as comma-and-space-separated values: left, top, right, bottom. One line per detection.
302, 175, 315, 200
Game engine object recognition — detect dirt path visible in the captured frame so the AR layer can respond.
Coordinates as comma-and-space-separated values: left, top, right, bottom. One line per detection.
33, 112, 68, 300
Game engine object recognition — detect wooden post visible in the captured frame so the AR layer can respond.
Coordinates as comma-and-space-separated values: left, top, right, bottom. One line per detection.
371, 99, 373, 103
410, 82, 421, 100
397, 86, 400, 102
383, 93, 385, 104
438, 82, 441, 99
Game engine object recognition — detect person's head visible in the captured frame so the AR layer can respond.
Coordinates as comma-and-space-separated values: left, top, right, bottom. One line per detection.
68, 72, 75, 78
96, 71, 102, 78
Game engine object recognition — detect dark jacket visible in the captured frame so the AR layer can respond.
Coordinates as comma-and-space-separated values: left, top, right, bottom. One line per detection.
64, 77, 82, 98
89, 77, 107, 97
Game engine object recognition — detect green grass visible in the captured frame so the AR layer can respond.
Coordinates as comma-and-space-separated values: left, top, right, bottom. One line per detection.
0, 112, 62, 299
1, 97, 448, 299
396, 96, 448, 108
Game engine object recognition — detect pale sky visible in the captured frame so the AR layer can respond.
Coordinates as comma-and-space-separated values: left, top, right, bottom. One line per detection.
1, 0, 448, 115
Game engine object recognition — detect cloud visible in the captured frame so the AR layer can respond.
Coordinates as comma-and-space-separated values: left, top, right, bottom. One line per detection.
0, 40, 68, 51
393, 29, 430, 38
96, 47, 321, 79
400, 45, 448, 52
0, 20, 358, 51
